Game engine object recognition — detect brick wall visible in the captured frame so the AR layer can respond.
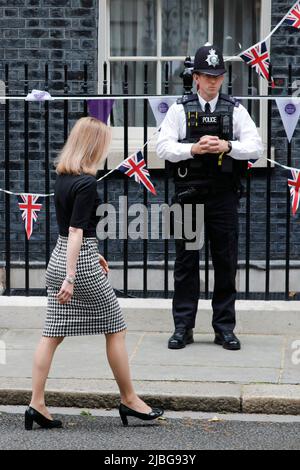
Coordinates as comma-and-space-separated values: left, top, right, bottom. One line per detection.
0, 0, 98, 262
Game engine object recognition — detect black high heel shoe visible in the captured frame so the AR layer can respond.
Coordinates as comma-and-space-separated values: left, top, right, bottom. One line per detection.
119, 403, 164, 426
24, 406, 63, 431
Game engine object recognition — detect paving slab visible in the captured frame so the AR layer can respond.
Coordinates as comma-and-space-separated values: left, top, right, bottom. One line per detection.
0, 298, 299, 414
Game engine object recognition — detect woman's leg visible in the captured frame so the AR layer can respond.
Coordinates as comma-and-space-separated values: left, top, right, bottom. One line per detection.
29, 336, 64, 420
105, 330, 151, 413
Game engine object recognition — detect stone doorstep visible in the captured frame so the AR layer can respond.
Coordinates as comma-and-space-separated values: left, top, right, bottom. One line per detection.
0, 382, 299, 415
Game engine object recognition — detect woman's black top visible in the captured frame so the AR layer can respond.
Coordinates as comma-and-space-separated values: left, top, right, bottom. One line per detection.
54, 173, 100, 237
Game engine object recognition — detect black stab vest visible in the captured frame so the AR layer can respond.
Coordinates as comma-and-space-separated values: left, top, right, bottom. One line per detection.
167, 93, 247, 189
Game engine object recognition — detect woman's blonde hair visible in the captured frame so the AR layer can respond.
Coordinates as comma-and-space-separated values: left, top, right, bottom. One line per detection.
55, 116, 112, 176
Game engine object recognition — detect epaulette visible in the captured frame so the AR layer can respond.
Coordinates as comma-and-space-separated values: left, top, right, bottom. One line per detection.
219, 93, 240, 108
176, 94, 199, 105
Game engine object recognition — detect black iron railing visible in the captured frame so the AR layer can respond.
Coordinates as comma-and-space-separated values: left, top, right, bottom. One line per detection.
0, 61, 298, 300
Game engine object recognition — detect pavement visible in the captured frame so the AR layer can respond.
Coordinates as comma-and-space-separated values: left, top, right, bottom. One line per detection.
0, 297, 299, 415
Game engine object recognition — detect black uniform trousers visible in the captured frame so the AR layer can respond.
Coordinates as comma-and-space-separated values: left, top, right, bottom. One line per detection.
172, 187, 239, 334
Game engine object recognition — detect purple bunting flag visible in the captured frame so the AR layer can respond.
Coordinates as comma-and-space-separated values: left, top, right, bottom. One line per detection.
88, 99, 115, 124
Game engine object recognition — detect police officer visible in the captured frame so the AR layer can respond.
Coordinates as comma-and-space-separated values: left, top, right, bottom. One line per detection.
156, 44, 263, 351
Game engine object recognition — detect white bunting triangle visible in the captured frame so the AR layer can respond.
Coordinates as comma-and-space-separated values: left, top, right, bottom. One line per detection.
149, 96, 177, 127
276, 98, 300, 142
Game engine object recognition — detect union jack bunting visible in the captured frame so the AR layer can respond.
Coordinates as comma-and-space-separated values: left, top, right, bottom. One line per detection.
240, 41, 275, 87
285, 2, 300, 29
117, 151, 157, 195
17, 194, 43, 239
288, 169, 300, 216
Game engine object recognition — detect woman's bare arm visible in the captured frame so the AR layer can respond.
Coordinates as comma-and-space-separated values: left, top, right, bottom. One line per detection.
56, 226, 83, 304
66, 226, 83, 277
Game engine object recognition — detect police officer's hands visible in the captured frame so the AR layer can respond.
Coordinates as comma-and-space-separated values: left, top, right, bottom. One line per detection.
191, 137, 212, 156
191, 136, 230, 156
204, 136, 230, 154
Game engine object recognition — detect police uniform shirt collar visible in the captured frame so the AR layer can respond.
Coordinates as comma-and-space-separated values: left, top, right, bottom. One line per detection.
198, 93, 219, 113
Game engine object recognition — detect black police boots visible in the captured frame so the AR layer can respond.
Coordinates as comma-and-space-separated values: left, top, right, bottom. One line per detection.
168, 329, 194, 350
214, 332, 241, 350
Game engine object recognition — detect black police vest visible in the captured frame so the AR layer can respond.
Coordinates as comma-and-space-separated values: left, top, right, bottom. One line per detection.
168, 93, 247, 187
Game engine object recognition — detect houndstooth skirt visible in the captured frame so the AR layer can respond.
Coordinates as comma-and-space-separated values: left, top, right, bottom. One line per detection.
43, 235, 127, 337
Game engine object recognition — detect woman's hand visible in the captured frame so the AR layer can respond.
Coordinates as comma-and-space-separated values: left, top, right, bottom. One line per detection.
56, 280, 74, 304
98, 254, 109, 274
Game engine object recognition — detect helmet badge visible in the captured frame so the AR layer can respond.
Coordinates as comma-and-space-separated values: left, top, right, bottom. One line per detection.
205, 49, 220, 68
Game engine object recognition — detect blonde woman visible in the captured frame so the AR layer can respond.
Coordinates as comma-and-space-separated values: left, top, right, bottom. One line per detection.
25, 117, 163, 430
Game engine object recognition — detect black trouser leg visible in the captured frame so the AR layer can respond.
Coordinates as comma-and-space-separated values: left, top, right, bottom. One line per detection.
172, 238, 200, 331
205, 191, 239, 334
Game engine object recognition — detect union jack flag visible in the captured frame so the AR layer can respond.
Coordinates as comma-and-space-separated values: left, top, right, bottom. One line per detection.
240, 41, 275, 87
285, 2, 300, 29
17, 194, 43, 239
288, 169, 300, 216
117, 151, 157, 195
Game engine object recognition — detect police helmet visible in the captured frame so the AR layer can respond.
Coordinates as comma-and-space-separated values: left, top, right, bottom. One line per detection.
193, 43, 226, 76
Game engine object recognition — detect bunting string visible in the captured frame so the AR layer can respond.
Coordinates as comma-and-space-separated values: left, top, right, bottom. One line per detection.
0, 129, 160, 197
96, 128, 160, 183
225, 0, 300, 63
1, 122, 300, 241
0, 188, 54, 197
225, 1, 300, 86
0, 134, 300, 196
256, 157, 300, 173
2, 96, 300, 102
